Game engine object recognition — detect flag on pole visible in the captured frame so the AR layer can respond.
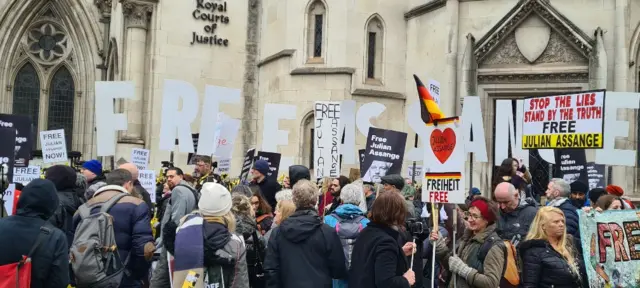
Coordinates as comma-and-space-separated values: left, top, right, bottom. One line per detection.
414, 74, 444, 124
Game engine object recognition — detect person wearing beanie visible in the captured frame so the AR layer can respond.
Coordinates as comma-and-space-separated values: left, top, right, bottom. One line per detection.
569, 181, 589, 208
431, 196, 506, 288
605, 185, 635, 209
81, 159, 106, 200
288, 165, 310, 188
171, 183, 250, 288
0, 179, 70, 287
45, 165, 83, 246
251, 159, 281, 209
588, 188, 606, 207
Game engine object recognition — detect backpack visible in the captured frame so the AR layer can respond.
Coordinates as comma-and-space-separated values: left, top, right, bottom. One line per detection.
162, 184, 200, 244
477, 237, 520, 288
332, 214, 365, 269
0, 226, 51, 288
69, 193, 129, 288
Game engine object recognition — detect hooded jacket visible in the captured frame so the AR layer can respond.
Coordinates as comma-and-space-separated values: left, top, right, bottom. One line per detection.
289, 165, 311, 187
46, 165, 83, 246
497, 198, 538, 242
72, 185, 154, 287
0, 179, 69, 288
264, 209, 348, 288
203, 220, 250, 288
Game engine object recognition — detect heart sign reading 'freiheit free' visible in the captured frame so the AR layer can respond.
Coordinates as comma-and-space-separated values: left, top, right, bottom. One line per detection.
430, 128, 456, 164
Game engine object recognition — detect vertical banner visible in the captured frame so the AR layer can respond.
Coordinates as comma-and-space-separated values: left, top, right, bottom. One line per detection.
586, 162, 605, 190
13, 166, 41, 185
131, 148, 150, 170
0, 114, 33, 167
579, 210, 640, 287
554, 149, 587, 184
361, 128, 407, 183
186, 133, 200, 165
239, 148, 256, 181
0, 127, 17, 183
314, 101, 341, 179
214, 118, 241, 159
139, 170, 156, 203
256, 151, 281, 182
40, 129, 67, 163
422, 117, 466, 204
522, 91, 605, 149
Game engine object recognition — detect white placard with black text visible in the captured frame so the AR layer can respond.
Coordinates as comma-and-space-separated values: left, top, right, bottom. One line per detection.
40, 129, 67, 163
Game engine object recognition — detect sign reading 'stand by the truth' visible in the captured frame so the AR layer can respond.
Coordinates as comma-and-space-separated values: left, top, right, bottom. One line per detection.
522, 91, 605, 149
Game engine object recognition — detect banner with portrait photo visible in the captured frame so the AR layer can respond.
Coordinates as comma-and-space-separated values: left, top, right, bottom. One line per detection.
0, 127, 17, 183
554, 149, 587, 184
522, 90, 605, 149
256, 151, 281, 182
313, 101, 341, 179
360, 128, 407, 183
0, 114, 33, 167
422, 117, 465, 204
586, 162, 606, 190
579, 210, 640, 288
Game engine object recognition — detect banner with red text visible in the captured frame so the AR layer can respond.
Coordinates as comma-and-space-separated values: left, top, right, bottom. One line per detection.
422, 117, 465, 204
579, 209, 639, 287
522, 90, 605, 149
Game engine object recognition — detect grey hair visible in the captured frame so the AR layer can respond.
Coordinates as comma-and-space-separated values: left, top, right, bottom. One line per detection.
550, 178, 571, 197
231, 185, 253, 198
341, 184, 363, 206
106, 168, 133, 186
276, 189, 293, 202
292, 180, 319, 209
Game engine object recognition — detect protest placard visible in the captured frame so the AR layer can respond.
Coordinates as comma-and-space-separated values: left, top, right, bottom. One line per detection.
217, 158, 231, 174
139, 170, 156, 203
554, 149, 587, 184
0, 127, 16, 183
361, 128, 407, 183
255, 151, 281, 182
13, 166, 41, 185
522, 90, 605, 149
131, 148, 150, 170
0, 114, 32, 167
314, 101, 341, 179
239, 148, 255, 181
40, 129, 67, 163
422, 117, 465, 204
586, 162, 605, 190
407, 165, 423, 179
2, 184, 15, 216
579, 210, 640, 287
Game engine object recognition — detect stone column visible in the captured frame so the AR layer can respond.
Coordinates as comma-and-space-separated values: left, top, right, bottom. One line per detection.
589, 28, 607, 90
613, 0, 632, 191
444, 0, 459, 117
120, 0, 155, 144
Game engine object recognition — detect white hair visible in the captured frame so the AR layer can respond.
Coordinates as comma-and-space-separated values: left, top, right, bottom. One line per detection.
550, 178, 571, 197
275, 189, 293, 202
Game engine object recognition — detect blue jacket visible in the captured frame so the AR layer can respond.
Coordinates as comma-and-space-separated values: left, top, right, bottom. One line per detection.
324, 204, 370, 288
550, 198, 580, 240
72, 185, 154, 287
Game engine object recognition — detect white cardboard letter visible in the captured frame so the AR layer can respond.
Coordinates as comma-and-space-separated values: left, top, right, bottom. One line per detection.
460, 97, 488, 162
406, 102, 428, 161
197, 86, 241, 156
595, 92, 640, 166
356, 102, 386, 137
262, 104, 296, 152
159, 80, 199, 153
339, 100, 356, 164
95, 81, 134, 156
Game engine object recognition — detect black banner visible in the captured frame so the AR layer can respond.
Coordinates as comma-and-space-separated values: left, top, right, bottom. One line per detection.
361, 127, 407, 183
554, 149, 588, 184
0, 127, 17, 183
239, 148, 256, 181
0, 114, 32, 167
187, 133, 200, 165
255, 151, 281, 182
358, 149, 365, 171
586, 162, 605, 190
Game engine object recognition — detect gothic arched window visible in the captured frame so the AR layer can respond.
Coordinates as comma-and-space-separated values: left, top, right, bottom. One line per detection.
13, 63, 41, 150
365, 15, 384, 81
307, 0, 327, 62
48, 66, 75, 147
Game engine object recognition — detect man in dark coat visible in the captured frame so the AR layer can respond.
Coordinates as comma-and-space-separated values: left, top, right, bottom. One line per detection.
495, 182, 538, 244
252, 159, 281, 209
0, 179, 70, 287
45, 165, 84, 246
264, 179, 347, 288
546, 178, 580, 239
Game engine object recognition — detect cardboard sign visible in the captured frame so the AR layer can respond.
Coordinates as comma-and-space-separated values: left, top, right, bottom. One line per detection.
407, 165, 423, 178
13, 166, 41, 185
217, 158, 231, 174
40, 129, 67, 163
239, 148, 256, 181
139, 170, 156, 203
0, 114, 32, 167
422, 117, 465, 204
131, 148, 150, 170
2, 184, 15, 216
522, 91, 605, 149
361, 128, 407, 183
428, 79, 441, 105
586, 162, 605, 190
314, 101, 341, 179
0, 127, 16, 183
255, 151, 281, 182
554, 149, 587, 184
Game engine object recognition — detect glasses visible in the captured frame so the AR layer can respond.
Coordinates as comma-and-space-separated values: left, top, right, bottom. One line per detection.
464, 211, 483, 220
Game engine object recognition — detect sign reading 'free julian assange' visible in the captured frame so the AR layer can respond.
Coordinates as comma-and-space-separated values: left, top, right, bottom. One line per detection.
191, 0, 230, 47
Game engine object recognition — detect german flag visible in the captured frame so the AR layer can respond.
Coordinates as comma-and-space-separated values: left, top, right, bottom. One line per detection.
414, 74, 444, 124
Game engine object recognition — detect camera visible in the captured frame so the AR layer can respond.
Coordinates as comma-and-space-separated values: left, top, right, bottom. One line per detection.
405, 218, 425, 239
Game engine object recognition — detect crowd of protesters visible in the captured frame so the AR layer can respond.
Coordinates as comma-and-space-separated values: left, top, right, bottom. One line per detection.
0, 155, 636, 288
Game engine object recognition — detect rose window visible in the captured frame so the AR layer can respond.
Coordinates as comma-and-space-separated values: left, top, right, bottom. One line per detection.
27, 23, 68, 62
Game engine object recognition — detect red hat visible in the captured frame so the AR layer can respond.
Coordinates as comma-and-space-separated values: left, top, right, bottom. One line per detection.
606, 185, 624, 197
469, 198, 496, 224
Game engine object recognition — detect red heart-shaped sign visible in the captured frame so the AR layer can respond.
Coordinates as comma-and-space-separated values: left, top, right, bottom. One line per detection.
430, 128, 456, 164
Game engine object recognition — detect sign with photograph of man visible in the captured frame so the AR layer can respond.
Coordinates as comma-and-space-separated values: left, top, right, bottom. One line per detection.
361, 128, 407, 183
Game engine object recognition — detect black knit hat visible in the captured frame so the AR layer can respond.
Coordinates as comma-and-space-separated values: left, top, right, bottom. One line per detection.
570, 181, 589, 194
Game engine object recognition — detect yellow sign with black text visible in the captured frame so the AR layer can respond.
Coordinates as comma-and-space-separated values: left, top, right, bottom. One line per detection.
521, 133, 603, 149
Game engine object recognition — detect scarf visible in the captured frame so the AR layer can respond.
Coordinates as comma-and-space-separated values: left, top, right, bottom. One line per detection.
173, 213, 206, 288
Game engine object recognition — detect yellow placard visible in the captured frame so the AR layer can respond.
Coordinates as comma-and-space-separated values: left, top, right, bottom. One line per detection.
521, 133, 603, 149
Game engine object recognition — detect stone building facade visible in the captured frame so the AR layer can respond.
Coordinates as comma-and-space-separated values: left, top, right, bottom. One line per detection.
1, 0, 640, 194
